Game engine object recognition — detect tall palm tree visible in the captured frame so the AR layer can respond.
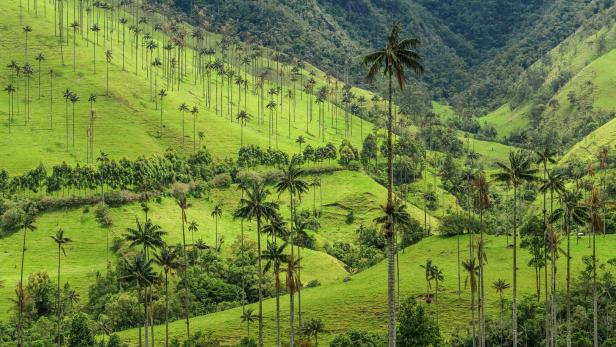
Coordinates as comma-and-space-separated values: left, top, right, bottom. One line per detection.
275, 163, 308, 342
153, 245, 180, 347
190, 106, 199, 152
493, 279, 510, 317
463, 257, 479, 347
492, 151, 538, 346
69, 92, 79, 147
34, 53, 45, 98
431, 265, 445, 325
158, 89, 167, 137
175, 194, 192, 341
236, 111, 251, 147
474, 172, 490, 347
263, 241, 288, 347
295, 136, 305, 154
535, 147, 557, 344
234, 182, 280, 347
363, 23, 423, 347
91, 24, 100, 74
549, 189, 587, 347
23, 26, 32, 61
121, 252, 158, 347
178, 103, 189, 152
241, 308, 256, 338
211, 203, 223, 251
51, 229, 71, 347
70, 22, 79, 71
105, 50, 113, 96
587, 187, 602, 347
125, 218, 166, 257
188, 220, 199, 253
18, 213, 36, 347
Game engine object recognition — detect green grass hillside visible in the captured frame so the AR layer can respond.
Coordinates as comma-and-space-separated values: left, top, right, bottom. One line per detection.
116, 234, 616, 346
0, 0, 372, 174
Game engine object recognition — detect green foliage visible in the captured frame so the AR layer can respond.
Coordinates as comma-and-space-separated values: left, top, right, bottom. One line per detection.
397, 297, 442, 346
67, 313, 96, 347
329, 329, 387, 347
438, 214, 481, 236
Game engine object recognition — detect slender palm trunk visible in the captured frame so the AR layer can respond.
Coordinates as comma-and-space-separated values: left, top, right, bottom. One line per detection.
386, 70, 396, 347
18, 226, 27, 347
165, 271, 169, 347
513, 184, 518, 346
566, 214, 571, 347
56, 245, 62, 347
257, 217, 264, 347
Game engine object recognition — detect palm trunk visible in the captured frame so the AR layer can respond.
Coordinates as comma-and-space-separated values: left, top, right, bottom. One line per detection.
57, 245, 62, 347
386, 70, 396, 347
513, 184, 518, 346
593, 218, 598, 347
566, 214, 571, 347
289, 193, 296, 347
257, 217, 264, 347
18, 226, 27, 347
165, 270, 169, 347
275, 272, 281, 347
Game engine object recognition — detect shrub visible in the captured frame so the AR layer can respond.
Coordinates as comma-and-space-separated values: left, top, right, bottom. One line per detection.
67, 313, 96, 347
397, 297, 442, 346
305, 279, 321, 288
1, 206, 23, 232
94, 203, 113, 227
329, 330, 387, 347
210, 173, 232, 188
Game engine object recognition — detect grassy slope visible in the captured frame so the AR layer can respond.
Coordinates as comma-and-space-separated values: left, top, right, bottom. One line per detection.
482, 103, 531, 138
116, 233, 616, 346
0, 0, 371, 175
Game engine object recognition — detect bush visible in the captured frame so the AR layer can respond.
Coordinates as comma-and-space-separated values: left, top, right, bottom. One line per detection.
94, 203, 113, 227
305, 279, 321, 288
1, 206, 23, 232
329, 330, 387, 347
67, 313, 96, 347
210, 173, 232, 188
235, 337, 257, 347
397, 298, 442, 346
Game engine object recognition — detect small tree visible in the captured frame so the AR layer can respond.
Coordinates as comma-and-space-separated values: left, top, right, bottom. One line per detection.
397, 297, 442, 346
67, 313, 96, 347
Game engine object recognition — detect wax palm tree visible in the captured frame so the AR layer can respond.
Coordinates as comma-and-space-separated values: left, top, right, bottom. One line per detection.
236, 111, 251, 146
91, 24, 100, 74
419, 259, 434, 297
153, 245, 180, 347
122, 252, 158, 347
211, 203, 223, 251
188, 220, 199, 253
158, 89, 167, 137
175, 194, 192, 341
69, 92, 79, 147
364, 23, 423, 346
51, 229, 71, 347
4, 84, 16, 131
70, 22, 79, 71
190, 106, 199, 153
549, 189, 587, 347
431, 265, 445, 325
295, 136, 305, 154
463, 257, 479, 347
23, 26, 32, 60
105, 50, 112, 96
178, 103, 189, 152
303, 318, 326, 347
474, 172, 490, 347
124, 218, 166, 257
493, 279, 510, 316
492, 151, 538, 346
241, 308, 256, 338
34, 53, 44, 98
17, 213, 36, 347
535, 147, 557, 342
266, 100, 277, 148
263, 241, 288, 347
586, 187, 602, 347
233, 182, 280, 347
275, 163, 309, 339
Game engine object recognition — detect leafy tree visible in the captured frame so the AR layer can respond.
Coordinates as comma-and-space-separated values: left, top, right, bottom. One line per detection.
397, 298, 442, 347
67, 313, 96, 347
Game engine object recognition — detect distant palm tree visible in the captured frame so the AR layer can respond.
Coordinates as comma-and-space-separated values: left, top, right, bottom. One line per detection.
34, 53, 45, 98
23, 26, 32, 60
492, 151, 538, 346
241, 308, 256, 338
51, 229, 71, 347
188, 220, 199, 252
234, 182, 279, 347
463, 258, 479, 347
90, 24, 100, 74
198, 131, 205, 149
70, 22, 79, 71
263, 241, 288, 347
105, 50, 113, 96
190, 106, 199, 152
211, 204, 223, 251
175, 194, 192, 341
17, 214, 36, 347
295, 135, 305, 154
121, 252, 158, 347
474, 172, 490, 347
236, 111, 251, 147
364, 23, 423, 347
302, 318, 326, 347
493, 279, 511, 317
69, 92, 79, 147
153, 245, 180, 347
178, 103, 189, 152
158, 89, 167, 137
550, 189, 587, 347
